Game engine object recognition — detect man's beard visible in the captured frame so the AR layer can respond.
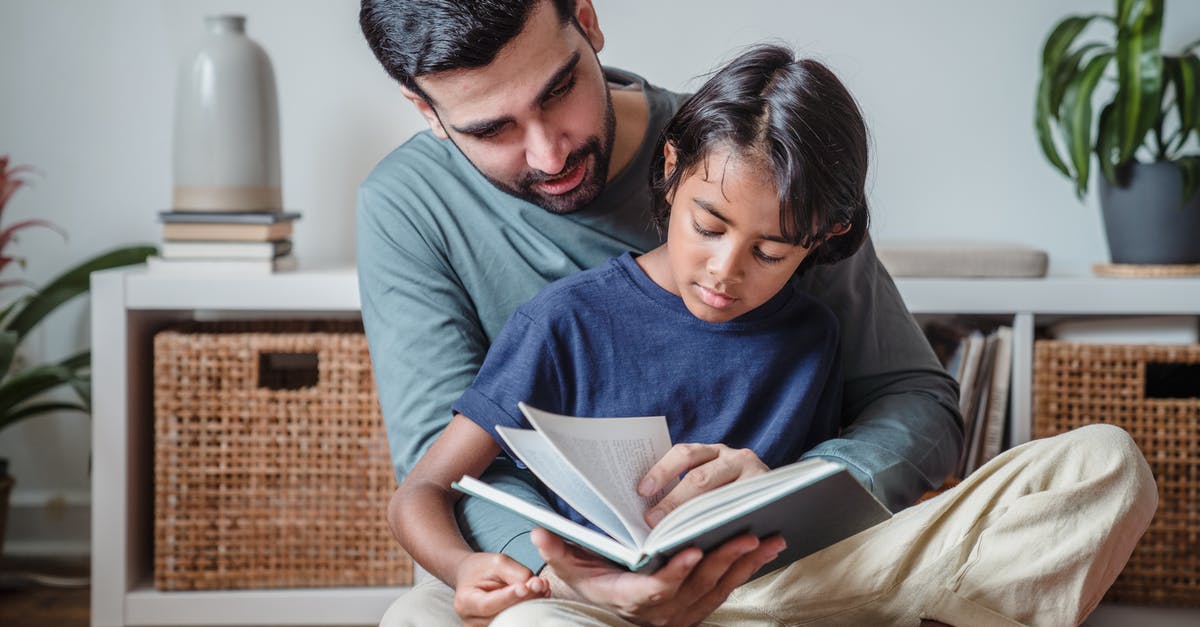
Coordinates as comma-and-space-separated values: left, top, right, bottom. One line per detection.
485, 96, 617, 215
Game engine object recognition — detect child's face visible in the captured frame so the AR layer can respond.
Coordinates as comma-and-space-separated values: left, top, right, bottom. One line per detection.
662, 144, 817, 323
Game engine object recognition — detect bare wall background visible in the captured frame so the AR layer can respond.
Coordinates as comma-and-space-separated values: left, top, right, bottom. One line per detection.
0, 0, 1197, 552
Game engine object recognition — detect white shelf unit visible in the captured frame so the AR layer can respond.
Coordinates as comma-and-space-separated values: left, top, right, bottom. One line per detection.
90, 265, 1200, 627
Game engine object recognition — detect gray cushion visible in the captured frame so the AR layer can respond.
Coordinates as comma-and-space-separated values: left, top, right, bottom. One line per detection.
876, 240, 1049, 278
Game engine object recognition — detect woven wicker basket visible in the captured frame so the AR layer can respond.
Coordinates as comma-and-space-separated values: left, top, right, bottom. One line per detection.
154, 320, 411, 590
1033, 340, 1200, 606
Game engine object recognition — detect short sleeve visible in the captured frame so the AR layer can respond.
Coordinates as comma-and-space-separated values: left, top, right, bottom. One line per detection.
452, 309, 565, 449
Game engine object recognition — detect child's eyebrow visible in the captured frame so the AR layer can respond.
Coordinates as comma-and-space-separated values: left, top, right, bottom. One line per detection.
693, 198, 790, 244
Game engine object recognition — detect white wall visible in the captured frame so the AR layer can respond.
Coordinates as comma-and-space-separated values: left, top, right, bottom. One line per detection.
0, 0, 1197, 552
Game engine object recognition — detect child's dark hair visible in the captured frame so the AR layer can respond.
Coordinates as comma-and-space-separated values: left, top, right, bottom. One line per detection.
650, 44, 870, 271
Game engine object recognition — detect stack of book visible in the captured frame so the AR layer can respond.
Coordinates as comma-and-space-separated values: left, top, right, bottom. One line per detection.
924, 319, 1014, 478
147, 211, 301, 275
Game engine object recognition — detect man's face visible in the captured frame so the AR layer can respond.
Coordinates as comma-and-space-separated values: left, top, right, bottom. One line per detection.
410, 1, 615, 214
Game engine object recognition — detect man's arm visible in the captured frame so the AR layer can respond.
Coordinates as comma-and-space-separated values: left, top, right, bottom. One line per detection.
796, 237, 964, 511
356, 181, 548, 571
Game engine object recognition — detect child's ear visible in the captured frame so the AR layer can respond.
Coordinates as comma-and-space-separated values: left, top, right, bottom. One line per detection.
663, 142, 678, 174
400, 84, 449, 140
662, 143, 680, 204
828, 222, 851, 239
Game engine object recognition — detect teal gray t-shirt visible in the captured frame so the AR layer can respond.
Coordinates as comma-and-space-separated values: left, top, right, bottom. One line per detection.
357, 69, 686, 567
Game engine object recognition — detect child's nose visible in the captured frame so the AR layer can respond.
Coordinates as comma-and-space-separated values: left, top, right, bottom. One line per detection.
707, 248, 744, 284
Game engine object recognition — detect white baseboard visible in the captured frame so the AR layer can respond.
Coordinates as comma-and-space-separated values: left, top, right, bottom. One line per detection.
3, 490, 90, 557
3, 539, 90, 557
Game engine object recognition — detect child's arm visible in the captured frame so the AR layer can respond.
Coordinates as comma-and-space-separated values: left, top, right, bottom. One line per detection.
389, 413, 547, 617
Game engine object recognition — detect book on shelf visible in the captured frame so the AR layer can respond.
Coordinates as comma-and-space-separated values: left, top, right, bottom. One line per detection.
960, 332, 998, 476
161, 239, 292, 260
159, 210, 300, 242
162, 221, 295, 242
452, 403, 891, 578
954, 331, 987, 415
145, 254, 298, 275
976, 327, 1013, 469
159, 210, 301, 224
923, 319, 1014, 478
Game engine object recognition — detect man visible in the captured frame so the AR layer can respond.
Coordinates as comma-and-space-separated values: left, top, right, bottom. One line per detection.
356, 1, 1155, 625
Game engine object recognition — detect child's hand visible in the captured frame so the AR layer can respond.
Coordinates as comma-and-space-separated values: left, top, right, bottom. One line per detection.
453, 552, 549, 626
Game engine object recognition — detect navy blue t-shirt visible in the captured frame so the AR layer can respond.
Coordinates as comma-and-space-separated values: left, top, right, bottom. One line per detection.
453, 252, 842, 530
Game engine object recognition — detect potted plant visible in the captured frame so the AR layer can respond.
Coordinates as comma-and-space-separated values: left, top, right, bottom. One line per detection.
0, 156, 155, 552
1035, 0, 1200, 265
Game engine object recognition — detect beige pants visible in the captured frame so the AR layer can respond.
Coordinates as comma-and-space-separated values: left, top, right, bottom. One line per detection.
379, 424, 1157, 627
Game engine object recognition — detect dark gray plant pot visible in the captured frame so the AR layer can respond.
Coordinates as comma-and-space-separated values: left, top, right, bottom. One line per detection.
1098, 162, 1200, 265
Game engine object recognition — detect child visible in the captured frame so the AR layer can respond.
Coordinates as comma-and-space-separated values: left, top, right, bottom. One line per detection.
390, 44, 870, 616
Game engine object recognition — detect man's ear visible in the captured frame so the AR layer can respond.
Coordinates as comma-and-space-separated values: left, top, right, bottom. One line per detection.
400, 84, 449, 140
574, 0, 604, 53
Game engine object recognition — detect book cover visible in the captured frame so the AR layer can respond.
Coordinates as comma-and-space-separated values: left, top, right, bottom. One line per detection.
161, 239, 292, 260
145, 254, 298, 275
162, 221, 294, 242
159, 210, 301, 225
454, 403, 891, 578
978, 327, 1013, 468
960, 332, 997, 477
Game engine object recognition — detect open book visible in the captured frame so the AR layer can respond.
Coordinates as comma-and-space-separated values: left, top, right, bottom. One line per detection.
453, 403, 892, 576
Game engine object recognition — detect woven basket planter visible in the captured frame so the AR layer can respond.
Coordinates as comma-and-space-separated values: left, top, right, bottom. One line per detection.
1033, 340, 1200, 606
153, 320, 411, 590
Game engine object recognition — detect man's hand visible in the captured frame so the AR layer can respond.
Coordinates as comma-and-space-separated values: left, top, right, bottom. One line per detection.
453, 552, 548, 626
533, 527, 785, 627
638, 443, 770, 527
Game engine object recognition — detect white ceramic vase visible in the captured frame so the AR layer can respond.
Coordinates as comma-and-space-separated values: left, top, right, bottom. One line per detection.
172, 15, 281, 212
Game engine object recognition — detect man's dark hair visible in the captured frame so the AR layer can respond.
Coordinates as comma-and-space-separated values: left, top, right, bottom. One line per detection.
360, 0, 576, 101
650, 44, 870, 271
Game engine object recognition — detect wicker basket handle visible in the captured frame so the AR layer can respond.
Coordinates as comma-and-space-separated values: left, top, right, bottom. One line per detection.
257, 351, 320, 390
1144, 362, 1200, 400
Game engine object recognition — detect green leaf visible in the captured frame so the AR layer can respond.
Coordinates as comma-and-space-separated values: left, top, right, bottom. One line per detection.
1167, 55, 1199, 155
1036, 16, 1108, 182
1096, 103, 1122, 186
1037, 77, 1073, 178
1116, 0, 1141, 26
6, 245, 155, 340
1042, 15, 1105, 73
59, 349, 89, 373
1050, 43, 1109, 114
0, 330, 16, 379
69, 376, 91, 411
0, 296, 29, 330
1175, 156, 1200, 206
1040, 43, 1111, 179
1063, 52, 1115, 198
0, 400, 88, 433
1114, 0, 1164, 162
0, 363, 76, 419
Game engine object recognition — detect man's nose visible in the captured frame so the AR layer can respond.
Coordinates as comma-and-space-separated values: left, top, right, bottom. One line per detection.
525, 122, 570, 175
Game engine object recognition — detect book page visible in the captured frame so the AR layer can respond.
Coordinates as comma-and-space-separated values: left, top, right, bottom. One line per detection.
519, 403, 676, 547
452, 476, 641, 568
496, 426, 637, 547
